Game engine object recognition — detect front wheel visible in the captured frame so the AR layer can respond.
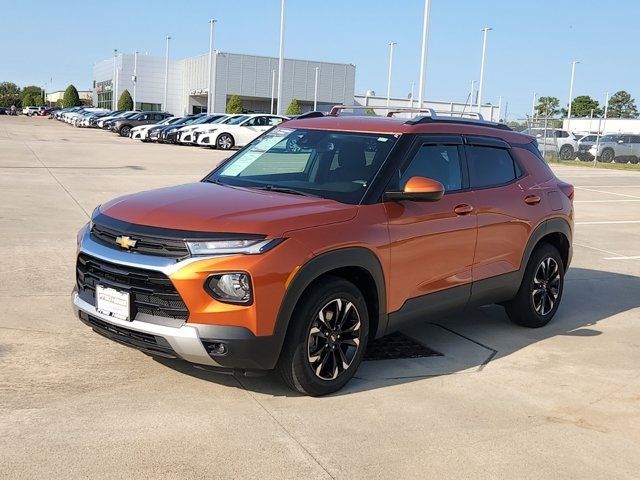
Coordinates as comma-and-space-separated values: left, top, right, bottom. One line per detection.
599, 148, 614, 163
276, 277, 369, 396
505, 243, 565, 328
119, 126, 131, 137
216, 133, 234, 150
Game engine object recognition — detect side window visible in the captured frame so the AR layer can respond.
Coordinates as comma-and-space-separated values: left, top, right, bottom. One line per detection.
399, 144, 463, 192
467, 145, 517, 188
267, 117, 284, 126
244, 117, 260, 127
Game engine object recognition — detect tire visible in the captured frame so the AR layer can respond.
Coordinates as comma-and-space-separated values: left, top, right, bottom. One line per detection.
615, 157, 629, 164
119, 126, 131, 137
216, 133, 234, 150
599, 148, 614, 163
276, 276, 369, 396
630, 157, 639, 164
505, 243, 565, 328
559, 145, 575, 161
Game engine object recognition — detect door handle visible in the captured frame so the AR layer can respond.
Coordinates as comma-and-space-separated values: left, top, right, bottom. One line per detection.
524, 195, 541, 205
454, 204, 474, 215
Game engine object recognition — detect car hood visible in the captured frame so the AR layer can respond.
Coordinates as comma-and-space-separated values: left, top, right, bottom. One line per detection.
98, 182, 357, 237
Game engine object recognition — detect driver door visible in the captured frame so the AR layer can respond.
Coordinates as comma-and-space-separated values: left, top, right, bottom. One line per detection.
237, 116, 269, 146
384, 135, 477, 327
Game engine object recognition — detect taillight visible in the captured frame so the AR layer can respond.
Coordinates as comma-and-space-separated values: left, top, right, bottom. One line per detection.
558, 181, 574, 201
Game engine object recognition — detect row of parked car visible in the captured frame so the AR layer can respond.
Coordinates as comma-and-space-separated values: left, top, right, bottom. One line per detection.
522, 127, 640, 164
52, 106, 291, 150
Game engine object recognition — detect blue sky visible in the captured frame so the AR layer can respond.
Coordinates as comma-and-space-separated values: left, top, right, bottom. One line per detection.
2, 0, 637, 118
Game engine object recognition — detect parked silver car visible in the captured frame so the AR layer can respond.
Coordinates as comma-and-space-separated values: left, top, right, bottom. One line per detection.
588, 134, 640, 164
576, 134, 598, 161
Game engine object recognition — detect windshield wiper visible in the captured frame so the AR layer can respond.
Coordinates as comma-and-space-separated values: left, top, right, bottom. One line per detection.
250, 185, 317, 197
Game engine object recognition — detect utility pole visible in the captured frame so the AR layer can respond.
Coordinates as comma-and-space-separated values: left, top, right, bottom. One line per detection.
531, 92, 537, 119
133, 51, 138, 109
164, 36, 171, 112
270, 69, 276, 114
112, 49, 118, 110
313, 67, 319, 110
566, 60, 579, 131
276, 0, 286, 115
477, 27, 492, 113
417, 0, 431, 107
208, 19, 217, 114
386, 41, 397, 107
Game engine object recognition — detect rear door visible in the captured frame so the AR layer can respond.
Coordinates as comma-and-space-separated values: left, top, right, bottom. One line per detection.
464, 137, 537, 295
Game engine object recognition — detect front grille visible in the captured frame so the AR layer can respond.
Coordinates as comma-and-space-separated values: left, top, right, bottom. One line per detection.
76, 253, 189, 320
79, 311, 176, 357
91, 223, 190, 258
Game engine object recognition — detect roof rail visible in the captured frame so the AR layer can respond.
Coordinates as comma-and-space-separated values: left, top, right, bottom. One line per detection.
328, 105, 410, 116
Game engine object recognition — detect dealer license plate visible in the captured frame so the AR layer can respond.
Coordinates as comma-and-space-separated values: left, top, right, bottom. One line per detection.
95, 285, 131, 321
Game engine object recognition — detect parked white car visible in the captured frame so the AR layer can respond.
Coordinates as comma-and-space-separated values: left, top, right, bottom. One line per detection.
194, 114, 288, 149
177, 114, 234, 145
97, 111, 138, 128
588, 134, 640, 164
130, 116, 181, 140
522, 128, 583, 160
22, 106, 41, 116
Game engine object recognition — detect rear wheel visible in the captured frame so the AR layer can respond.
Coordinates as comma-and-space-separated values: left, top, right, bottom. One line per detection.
615, 157, 629, 164
559, 144, 575, 160
630, 156, 639, 164
276, 277, 369, 396
216, 133, 234, 150
505, 243, 564, 328
119, 126, 132, 137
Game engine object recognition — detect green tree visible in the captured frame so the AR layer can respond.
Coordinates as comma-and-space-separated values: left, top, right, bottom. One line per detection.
286, 98, 302, 115
535, 96, 560, 117
117, 89, 133, 110
607, 90, 637, 118
226, 95, 243, 114
366, 108, 376, 115
20, 85, 43, 105
34, 96, 44, 107
62, 84, 82, 107
0, 82, 20, 107
22, 94, 34, 107
567, 95, 602, 117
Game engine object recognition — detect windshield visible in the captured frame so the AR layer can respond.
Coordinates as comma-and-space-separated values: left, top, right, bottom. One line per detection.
191, 115, 218, 125
226, 115, 249, 125
206, 127, 398, 204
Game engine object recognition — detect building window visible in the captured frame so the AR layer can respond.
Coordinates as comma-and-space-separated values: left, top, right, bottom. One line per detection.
97, 92, 112, 109
135, 102, 161, 112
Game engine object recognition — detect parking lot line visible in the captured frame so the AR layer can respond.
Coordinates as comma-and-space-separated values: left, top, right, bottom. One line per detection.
575, 186, 640, 199
573, 242, 625, 258
574, 199, 640, 203
575, 220, 640, 225
604, 256, 640, 260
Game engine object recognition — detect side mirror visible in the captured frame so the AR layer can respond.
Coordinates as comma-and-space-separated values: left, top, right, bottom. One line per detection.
385, 176, 445, 202
536, 133, 543, 138
618, 139, 624, 144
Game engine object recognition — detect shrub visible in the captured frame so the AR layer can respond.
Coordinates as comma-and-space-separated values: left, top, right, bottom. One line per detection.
117, 89, 133, 110
22, 94, 33, 107
226, 95, 243, 114
62, 84, 82, 108
34, 96, 44, 107
286, 98, 302, 116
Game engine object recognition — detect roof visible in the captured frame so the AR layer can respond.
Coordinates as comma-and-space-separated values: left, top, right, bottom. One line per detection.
285, 115, 534, 144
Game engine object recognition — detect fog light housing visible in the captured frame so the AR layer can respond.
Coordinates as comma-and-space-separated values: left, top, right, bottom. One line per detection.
205, 272, 252, 305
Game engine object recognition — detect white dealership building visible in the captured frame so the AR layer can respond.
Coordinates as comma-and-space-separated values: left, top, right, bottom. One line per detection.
92, 51, 356, 115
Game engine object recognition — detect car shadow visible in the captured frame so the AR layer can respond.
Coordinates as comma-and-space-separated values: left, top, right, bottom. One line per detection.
154, 267, 640, 397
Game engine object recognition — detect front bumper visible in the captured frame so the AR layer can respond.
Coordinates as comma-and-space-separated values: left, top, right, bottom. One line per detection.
72, 226, 287, 370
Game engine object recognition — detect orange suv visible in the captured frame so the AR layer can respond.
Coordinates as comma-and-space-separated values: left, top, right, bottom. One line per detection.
73, 107, 574, 395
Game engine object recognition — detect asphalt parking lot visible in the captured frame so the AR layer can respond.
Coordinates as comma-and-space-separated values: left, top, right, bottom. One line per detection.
1, 116, 639, 479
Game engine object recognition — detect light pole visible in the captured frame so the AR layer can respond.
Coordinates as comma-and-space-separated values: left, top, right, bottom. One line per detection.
208, 19, 217, 114
112, 49, 118, 110
270, 69, 276, 114
313, 67, 319, 111
410, 82, 415, 109
417, 0, 431, 107
164, 36, 171, 112
531, 92, 537, 119
276, 0, 286, 115
386, 41, 397, 107
477, 27, 492, 113
133, 51, 138, 109
566, 60, 579, 131
593, 92, 609, 166
470, 79, 476, 109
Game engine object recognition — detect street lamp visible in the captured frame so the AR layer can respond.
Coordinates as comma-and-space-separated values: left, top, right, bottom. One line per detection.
313, 66, 319, 111
477, 27, 492, 113
270, 69, 276, 114
417, 0, 431, 107
133, 51, 138, 109
386, 41, 397, 107
164, 36, 171, 112
566, 60, 579, 131
112, 49, 118, 110
208, 19, 217, 114
531, 92, 537, 119
276, 0, 286, 115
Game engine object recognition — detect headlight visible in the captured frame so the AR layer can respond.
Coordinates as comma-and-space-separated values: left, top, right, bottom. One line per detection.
186, 238, 282, 256
206, 128, 218, 134
205, 272, 252, 304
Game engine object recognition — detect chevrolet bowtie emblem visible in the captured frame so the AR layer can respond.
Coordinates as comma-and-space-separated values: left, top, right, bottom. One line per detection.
115, 235, 138, 249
